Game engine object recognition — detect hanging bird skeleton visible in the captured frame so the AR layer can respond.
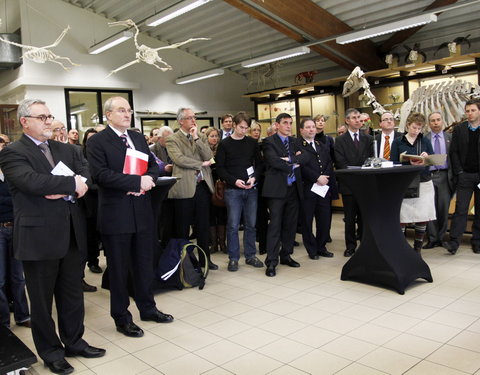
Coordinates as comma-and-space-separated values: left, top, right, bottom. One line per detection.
342, 66, 387, 116
106, 19, 209, 77
434, 34, 471, 56
0, 25, 79, 70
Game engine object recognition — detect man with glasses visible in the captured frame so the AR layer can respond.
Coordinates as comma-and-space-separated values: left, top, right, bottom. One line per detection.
0, 99, 105, 374
166, 108, 218, 270
51, 120, 68, 143
375, 111, 401, 160
87, 96, 174, 339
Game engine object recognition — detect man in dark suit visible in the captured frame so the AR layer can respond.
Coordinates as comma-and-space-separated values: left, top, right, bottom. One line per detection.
446, 99, 480, 255
375, 111, 402, 159
424, 112, 453, 249
335, 108, 374, 257
0, 99, 105, 375
218, 114, 233, 140
262, 113, 306, 277
297, 118, 338, 260
87, 96, 173, 339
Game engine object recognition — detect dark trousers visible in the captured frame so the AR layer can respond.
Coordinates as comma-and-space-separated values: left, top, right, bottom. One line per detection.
427, 170, 452, 243
22, 231, 87, 362
342, 194, 362, 251
256, 194, 269, 253
301, 193, 331, 256
449, 172, 480, 247
265, 186, 299, 267
173, 181, 211, 257
102, 232, 156, 325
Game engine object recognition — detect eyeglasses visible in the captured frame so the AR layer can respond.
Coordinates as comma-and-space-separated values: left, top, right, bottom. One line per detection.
184, 116, 196, 121
113, 108, 134, 115
24, 114, 55, 122
53, 127, 66, 132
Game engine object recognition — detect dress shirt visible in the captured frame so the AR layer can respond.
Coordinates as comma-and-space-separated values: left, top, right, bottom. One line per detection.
380, 132, 394, 158
108, 125, 136, 150
429, 131, 448, 170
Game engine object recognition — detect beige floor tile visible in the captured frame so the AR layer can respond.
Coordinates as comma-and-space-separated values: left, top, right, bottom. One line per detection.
260, 299, 304, 316
404, 360, 470, 375
195, 340, 250, 365
236, 292, 278, 308
338, 304, 385, 322
320, 335, 377, 361
134, 341, 188, 366
466, 318, 480, 334
260, 316, 307, 336
137, 369, 164, 375
334, 363, 389, 375
256, 337, 313, 363
260, 285, 299, 299
169, 328, 222, 351
370, 311, 422, 332
391, 301, 439, 320
426, 344, 480, 373
449, 330, 480, 352
409, 293, 456, 309
114, 332, 166, 354
347, 323, 400, 345
155, 353, 216, 375
407, 321, 462, 342
314, 314, 364, 335
90, 354, 151, 375
222, 351, 283, 375
212, 301, 252, 317
359, 294, 406, 311
428, 309, 478, 330
266, 365, 310, 374
289, 325, 340, 348
283, 291, 324, 306
445, 299, 480, 317
383, 333, 443, 358
310, 297, 354, 314
201, 368, 235, 375
233, 309, 279, 326
75, 342, 128, 368
228, 327, 282, 350
203, 318, 251, 338
289, 349, 352, 375
73, 370, 97, 375
358, 347, 421, 375
284, 306, 329, 325
162, 300, 205, 319
149, 319, 197, 340
181, 310, 227, 328
189, 294, 231, 309
333, 288, 379, 304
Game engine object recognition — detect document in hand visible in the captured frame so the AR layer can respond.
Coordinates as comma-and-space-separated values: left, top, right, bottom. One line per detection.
51, 161, 87, 182
399, 152, 447, 166
123, 148, 149, 175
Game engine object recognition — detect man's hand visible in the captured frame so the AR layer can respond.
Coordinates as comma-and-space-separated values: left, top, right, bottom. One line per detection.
245, 177, 256, 189
202, 160, 212, 167
235, 179, 248, 189
165, 164, 173, 173
74, 175, 88, 198
140, 175, 155, 192
316, 175, 329, 186
190, 125, 199, 140
44, 194, 67, 200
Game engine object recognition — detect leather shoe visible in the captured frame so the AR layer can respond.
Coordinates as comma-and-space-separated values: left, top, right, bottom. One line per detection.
280, 256, 300, 267
16, 319, 31, 328
116, 322, 144, 337
318, 249, 334, 258
344, 248, 355, 257
423, 241, 441, 249
444, 241, 458, 255
473, 246, 480, 254
66, 345, 106, 358
208, 260, 219, 270
44, 359, 74, 375
82, 279, 97, 292
140, 309, 174, 323
88, 264, 103, 273
265, 265, 276, 277
308, 254, 319, 260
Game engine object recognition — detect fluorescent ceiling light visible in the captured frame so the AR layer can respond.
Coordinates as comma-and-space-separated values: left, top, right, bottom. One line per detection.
88, 31, 133, 54
241, 46, 311, 68
146, 0, 213, 27
176, 68, 224, 84
336, 13, 438, 44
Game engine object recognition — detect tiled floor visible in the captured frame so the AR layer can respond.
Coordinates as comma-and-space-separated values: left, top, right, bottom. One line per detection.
15, 212, 480, 374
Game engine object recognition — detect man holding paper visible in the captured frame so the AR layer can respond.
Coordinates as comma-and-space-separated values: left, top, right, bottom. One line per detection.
0, 99, 105, 374
297, 118, 337, 260
87, 96, 173, 339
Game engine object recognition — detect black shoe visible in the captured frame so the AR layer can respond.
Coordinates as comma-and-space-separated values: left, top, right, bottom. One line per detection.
245, 256, 264, 268
66, 345, 106, 358
344, 248, 355, 257
444, 241, 458, 255
16, 319, 31, 328
259, 249, 266, 255
88, 264, 103, 273
308, 254, 319, 260
116, 322, 144, 337
44, 359, 74, 375
228, 259, 239, 272
423, 241, 440, 249
318, 249, 334, 258
208, 261, 219, 270
82, 280, 97, 292
473, 246, 480, 254
326, 236, 332, 243
293, 241, 300, 247
140, 309, 174, 323
280, 256, 300, 267
265, 265, 276, 277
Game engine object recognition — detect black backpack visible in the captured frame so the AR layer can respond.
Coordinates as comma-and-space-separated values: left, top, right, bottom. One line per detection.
155, 238, 209, 290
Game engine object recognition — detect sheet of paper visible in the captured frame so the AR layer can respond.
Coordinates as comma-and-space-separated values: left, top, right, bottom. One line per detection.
51, 161, 87, 182
311, 183, 329, 198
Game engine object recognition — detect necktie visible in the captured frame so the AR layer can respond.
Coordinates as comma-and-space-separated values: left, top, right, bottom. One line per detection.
353, 133, 359, 149
434, 134, 441, 155
186, 134, 193, 144
310, 141, 316, 152
38, 143, 55, 168
120, 134, 130, 148
383, 135, 390, 160
284, 138, 295, 184
224, 131, 230, 138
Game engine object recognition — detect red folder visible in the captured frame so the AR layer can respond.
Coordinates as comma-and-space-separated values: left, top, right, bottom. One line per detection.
123, 148, 148, 175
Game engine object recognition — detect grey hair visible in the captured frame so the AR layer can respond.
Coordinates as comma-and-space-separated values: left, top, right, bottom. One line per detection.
345, 108, 360, 119
158, 126, 174, 137
104, 96, 122, 113
177, 107, 191, 122
17, 99, 46, 122
428, 111, 442, 121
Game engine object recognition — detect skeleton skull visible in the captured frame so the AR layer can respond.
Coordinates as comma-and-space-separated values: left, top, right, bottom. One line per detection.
448, 42, 457, 54
408, 50, 418, 63
385, 54, 393, 65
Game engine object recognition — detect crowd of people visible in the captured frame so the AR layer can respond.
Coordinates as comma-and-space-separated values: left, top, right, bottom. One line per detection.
0, 96, 479, 375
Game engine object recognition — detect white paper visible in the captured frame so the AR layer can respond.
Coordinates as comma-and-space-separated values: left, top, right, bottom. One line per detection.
51, 161, 87, 182
246, 166, 254, 176
311, 183, 329, 198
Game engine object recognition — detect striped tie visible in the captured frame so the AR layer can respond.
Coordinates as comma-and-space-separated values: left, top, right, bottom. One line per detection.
120, 134, 130, 148
383, 135, 390, 160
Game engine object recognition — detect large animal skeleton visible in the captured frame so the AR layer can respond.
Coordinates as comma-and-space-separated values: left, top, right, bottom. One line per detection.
397, 80, 480, 131
107, 19, 209, 77
247, 62, 281, 91
342, 67, 387, 116
0, 25, 79, 70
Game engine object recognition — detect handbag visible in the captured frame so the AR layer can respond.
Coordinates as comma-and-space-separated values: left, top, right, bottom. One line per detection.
403, 141, 421, 199
211, 179, 226, 207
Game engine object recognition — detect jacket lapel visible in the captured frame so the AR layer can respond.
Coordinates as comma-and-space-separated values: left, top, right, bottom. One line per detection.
20, 135, 55, 172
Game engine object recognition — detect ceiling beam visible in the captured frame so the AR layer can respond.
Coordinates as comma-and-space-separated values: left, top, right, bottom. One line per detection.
379, 0, 458, 54
245, 0, 386, 72
223, 0, 357, 71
